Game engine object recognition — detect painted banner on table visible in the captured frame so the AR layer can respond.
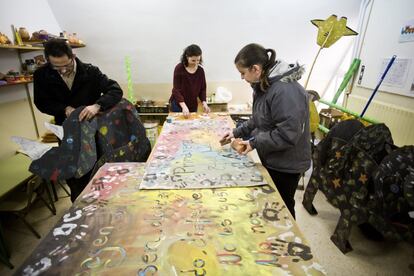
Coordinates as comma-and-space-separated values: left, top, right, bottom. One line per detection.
16, 163, 326, 276
140, 114, 267, 189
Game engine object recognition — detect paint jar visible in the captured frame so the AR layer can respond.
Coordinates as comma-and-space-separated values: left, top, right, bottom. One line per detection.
26, 59, 36, 74
19, 27, 30, 41
144, 122, 159, 148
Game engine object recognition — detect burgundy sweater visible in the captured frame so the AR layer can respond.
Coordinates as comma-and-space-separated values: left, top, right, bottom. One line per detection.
170, 63, 207, 112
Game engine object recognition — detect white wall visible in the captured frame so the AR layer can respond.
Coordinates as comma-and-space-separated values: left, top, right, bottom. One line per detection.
46, 0, 361, 100
356, 0, 414, 97
0, 0, 62, 103
346, 0, 414, 146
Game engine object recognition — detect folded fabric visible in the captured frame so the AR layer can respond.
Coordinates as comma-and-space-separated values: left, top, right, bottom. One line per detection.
29, 99, 151, 182
91, 99, 151, 175
29, 107, 98, 181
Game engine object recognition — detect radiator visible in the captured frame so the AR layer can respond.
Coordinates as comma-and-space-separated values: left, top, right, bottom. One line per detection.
346, 95, 414, 146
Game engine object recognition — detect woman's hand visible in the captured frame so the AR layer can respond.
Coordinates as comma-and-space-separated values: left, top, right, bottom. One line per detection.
231, 138, 246, 153
179, 102, 190, 118
237, 140, 253, 155
219, 131, 234, 146
202, 101, 210, 113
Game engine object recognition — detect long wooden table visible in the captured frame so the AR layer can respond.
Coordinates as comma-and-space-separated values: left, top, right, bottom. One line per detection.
15, 114, 325, 275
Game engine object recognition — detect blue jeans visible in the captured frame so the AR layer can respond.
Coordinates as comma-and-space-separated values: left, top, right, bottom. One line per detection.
170, 99, 182, 112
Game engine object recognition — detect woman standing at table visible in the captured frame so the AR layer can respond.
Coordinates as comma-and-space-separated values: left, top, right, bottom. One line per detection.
220, 43, 311, 219
169, 44, 210, 117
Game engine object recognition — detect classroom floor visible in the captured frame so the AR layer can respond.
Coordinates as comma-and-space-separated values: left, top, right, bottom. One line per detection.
0, 176, 413, 275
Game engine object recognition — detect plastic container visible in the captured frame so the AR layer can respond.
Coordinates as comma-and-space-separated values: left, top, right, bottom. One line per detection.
143, 122, 159, 148
26, 59, 36, 74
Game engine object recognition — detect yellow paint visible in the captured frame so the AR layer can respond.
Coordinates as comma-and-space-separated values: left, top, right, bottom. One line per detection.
311, 15, 358, 48
167, 240, 219, 274
99, 126, 108, 136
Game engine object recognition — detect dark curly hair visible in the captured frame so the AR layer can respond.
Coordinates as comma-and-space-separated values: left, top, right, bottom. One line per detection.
181, 44, 203, 66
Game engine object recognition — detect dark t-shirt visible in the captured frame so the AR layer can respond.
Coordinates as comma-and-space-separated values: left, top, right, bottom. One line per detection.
170, 63, 206, 112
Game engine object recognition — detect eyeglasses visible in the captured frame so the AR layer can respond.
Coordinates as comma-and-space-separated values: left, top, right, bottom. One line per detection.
50, 58, 74, 70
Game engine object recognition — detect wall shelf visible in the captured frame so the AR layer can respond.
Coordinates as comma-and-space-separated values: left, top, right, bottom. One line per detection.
0, 80, 33, 88
0, 43, 85, 52
0, 44, 44, 51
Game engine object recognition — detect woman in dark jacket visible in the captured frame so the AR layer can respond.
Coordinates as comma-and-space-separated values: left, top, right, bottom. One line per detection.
220, 43, 311, 219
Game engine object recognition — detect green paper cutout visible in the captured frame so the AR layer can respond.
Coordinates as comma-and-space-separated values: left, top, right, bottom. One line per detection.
125, 56, 136, 104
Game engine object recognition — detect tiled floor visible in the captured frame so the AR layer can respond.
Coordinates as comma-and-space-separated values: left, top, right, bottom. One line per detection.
0, 180, 413, 275
295, 189, 414, 275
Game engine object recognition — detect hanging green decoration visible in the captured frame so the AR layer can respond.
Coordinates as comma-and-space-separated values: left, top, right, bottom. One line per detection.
125, 56, 136, 104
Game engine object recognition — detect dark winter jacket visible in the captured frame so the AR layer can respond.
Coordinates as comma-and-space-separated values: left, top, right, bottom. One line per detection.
33, 58, 123, 125
233, 60, 311, 173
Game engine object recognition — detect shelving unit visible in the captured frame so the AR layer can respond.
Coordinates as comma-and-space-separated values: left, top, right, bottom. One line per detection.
0, 43, 86, 138
0, 43, 85, 51
0, 44, 44, 51
138, 112, 169, 116
138, 113, 169, 128
0, 80, 33, 87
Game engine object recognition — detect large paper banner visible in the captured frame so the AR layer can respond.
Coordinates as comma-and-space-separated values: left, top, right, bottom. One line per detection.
140, 115, 267, 189
17, 163, 325, 276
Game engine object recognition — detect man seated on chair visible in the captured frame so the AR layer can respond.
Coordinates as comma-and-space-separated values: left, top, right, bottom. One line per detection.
33, 39, 123, 202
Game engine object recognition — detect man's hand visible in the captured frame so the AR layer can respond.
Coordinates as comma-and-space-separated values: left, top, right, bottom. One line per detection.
202, 101, 210, 114
79, 104, 100, 121
219, 131, 234, 146
180, 102, 190, 118
65, 106, 75, 118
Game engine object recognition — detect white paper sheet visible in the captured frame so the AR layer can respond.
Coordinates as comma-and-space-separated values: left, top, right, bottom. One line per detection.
11, 136, 52, 160
44, 122, 64, 140
380, 58, 412, 88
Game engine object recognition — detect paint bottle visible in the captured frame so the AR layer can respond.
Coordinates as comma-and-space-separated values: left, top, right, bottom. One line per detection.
26, 59, 36, 74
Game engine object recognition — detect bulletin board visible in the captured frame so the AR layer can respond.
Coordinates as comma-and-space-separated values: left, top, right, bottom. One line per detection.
356, 0, 414, 97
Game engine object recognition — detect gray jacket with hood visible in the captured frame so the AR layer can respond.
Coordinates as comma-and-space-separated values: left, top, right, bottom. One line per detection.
233, 60, 311, 174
